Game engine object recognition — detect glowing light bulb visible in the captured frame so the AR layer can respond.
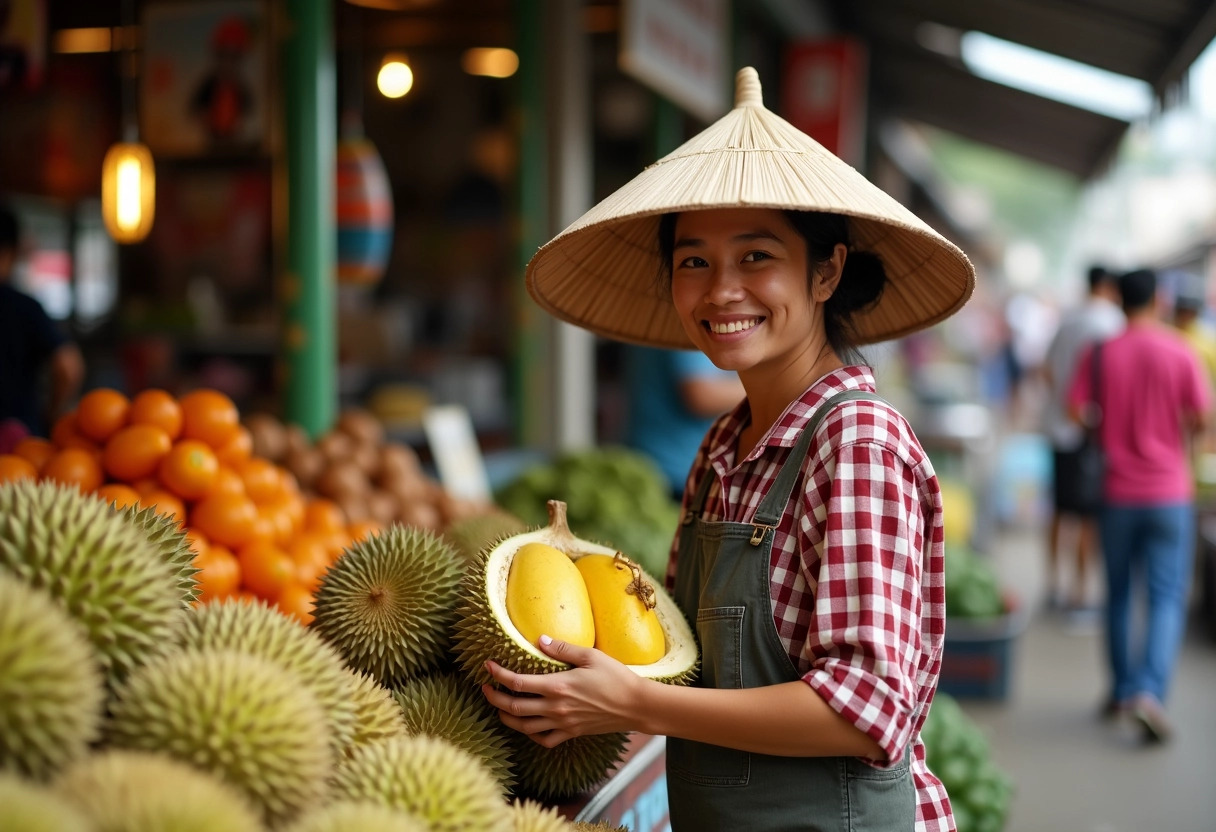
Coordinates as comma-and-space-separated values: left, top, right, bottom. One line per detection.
378, 57, 413, 98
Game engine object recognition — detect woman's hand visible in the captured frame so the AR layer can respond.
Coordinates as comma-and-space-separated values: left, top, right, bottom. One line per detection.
481, 635, 646, 747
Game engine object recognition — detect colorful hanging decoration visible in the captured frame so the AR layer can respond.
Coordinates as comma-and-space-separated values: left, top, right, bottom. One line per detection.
336, 136, 393, 286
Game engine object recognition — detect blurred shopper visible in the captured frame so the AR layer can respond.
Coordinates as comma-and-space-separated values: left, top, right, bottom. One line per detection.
624, 345, 744, 500
1068, 268, 1211, 743
0, 203, 83, 449
1041, 266, 1124, 615
1170, 272, 1216, 387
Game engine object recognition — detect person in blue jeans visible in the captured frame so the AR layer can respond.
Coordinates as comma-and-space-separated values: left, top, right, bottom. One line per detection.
624, 346, 743, 500
1068, 268, 1212, 742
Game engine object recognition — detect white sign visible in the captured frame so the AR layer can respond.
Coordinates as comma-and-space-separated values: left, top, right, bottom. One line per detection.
620, 0, 730, 123
422, 405, 491, 503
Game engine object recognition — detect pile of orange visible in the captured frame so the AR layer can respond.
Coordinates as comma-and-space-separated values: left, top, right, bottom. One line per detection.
0, 387, 383, 625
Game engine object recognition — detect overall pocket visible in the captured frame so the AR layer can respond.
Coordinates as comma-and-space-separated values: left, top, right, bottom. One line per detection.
667, 606, 750, 786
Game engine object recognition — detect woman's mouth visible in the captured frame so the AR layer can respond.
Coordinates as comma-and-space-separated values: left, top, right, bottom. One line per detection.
705, 317, 763, 335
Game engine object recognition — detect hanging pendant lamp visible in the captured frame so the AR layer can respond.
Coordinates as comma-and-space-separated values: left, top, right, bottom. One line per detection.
102, 1, 155, 244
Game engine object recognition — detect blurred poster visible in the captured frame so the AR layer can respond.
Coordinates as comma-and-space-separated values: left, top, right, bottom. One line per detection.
782, 39, 868, 167
620, 0, 729, 122
0, 0, 46, 90
141, 0, 268, 157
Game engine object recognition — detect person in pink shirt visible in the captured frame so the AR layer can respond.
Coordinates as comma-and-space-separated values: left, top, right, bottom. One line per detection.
1068, 267, 1211, 743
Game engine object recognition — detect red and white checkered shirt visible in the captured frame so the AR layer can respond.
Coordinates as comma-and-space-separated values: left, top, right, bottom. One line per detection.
667, 366, 954, 832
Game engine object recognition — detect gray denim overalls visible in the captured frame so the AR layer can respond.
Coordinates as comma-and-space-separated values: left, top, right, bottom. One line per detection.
667, 390, 915, 832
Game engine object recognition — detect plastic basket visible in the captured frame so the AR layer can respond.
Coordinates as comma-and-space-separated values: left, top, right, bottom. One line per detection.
938, 608, 1029, 700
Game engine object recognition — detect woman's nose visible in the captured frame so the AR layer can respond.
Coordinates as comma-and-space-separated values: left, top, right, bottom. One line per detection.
705, 265, 746, 304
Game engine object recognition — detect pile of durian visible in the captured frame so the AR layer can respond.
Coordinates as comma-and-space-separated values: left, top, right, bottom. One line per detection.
0, 477, 696, 831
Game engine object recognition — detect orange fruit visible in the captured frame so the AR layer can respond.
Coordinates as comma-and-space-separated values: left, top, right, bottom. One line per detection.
346, 520, 384, 545
0, 454, 38, 484
191, 492, 259, 549
236, 457, 283, 505
304, 498, 346, 534
159, 440, 219, 501
129, 389, 183, 440
179, 389, 241, 450
94, 482, 141, 509
102, 424, 173, 482
50, 412, 80, 448
183, 527, 209, 557
238, 540, 295, 600
215, 425, 253, 467
194, 544, 241, 601
76, 388, 130, 443
290, 533, 334, 592
265, 503, 297, 547
13, 437, 55, 472
132, 477, 161, 496
248, 512, 277, 544
210, 466, 247, 500
140, 489, 187, 525
41, 448, 104, 492
276, 582, 316, 626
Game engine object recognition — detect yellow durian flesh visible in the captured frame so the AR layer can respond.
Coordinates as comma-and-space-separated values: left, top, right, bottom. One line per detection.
576, 553, 665, 664
506, 542, 595, 649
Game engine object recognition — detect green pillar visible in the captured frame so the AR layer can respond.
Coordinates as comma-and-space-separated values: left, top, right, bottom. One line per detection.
512, 0, 549, 448
282, 0, 336, 437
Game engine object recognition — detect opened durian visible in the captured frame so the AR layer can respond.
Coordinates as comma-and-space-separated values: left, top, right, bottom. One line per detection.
452, 500, 697, 686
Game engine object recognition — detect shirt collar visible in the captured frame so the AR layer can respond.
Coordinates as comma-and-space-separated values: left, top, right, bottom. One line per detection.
707, 365, 877, 470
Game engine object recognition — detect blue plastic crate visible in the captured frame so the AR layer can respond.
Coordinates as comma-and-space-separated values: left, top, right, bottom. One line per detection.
938, 609, 1029, 700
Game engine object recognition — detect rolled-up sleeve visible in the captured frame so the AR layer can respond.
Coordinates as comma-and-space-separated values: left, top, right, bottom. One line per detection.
800, 441, 924, 765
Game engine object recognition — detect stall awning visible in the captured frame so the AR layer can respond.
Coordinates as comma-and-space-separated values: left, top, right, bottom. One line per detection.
828, 0, 1216, 179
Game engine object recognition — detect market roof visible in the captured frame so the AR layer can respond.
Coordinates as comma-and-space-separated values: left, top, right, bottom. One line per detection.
828, 0, 1216, 179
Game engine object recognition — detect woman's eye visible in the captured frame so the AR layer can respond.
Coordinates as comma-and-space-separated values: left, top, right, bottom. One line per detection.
677, 256, 707, 269
742, 251, 771, 262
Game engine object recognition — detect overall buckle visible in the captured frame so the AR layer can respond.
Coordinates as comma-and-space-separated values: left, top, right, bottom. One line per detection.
749, 524, 773, 546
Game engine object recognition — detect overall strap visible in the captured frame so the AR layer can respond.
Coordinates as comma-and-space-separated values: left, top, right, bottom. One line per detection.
749, 389, 886, 545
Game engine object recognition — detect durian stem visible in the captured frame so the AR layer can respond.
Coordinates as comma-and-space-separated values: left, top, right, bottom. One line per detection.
545, 500, 577, 546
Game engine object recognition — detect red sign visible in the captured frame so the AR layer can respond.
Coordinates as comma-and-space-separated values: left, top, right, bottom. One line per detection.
781, 39, 869, 167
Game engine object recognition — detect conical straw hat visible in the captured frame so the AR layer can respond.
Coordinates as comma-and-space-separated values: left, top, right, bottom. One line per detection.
525, 67, 976, 348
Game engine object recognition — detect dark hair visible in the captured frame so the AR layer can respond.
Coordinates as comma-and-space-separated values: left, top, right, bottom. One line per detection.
1087, 265, 1114, 292
0, 203, 17, 251
657, 210, 887, 359
1118, 268, 1156, 313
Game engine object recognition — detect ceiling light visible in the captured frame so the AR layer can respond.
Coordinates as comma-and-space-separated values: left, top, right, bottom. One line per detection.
377, 54, 414, 98
960, 31, 1153, 122
54, 27, 113, 53
462, 48, 518, 78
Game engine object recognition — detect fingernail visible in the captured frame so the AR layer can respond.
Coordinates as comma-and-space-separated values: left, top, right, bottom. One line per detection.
539, 634, 552, 646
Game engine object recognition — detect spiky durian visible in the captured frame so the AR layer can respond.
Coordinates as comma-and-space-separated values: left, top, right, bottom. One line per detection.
0, 480, 183, 682
332, 735, 512, 832
506, 730, 628, 803
106, 648, 332, 828
0, 772, 91, 832
282, 801, 426, 832
392, 672, 514, 791
509, 799, 574, 832
443, 510, 527, 566
120, 504, 200, 607
312, 526, 463, 684
344, 668, 408, 756
451, 500, 697, 687
0, 570, 104, 780
54, 749, 262, 832
177, 598, 357, 752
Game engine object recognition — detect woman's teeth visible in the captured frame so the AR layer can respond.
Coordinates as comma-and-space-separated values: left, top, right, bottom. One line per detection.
708, 318, 761, 334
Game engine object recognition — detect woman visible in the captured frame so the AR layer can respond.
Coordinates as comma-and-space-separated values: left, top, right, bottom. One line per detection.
483, 68, 974, 832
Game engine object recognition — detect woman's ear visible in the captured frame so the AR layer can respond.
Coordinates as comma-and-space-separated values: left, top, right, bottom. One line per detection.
812, 243, 848, 302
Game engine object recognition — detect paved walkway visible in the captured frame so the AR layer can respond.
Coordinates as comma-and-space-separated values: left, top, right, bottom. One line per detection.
959, 524, 1216, 832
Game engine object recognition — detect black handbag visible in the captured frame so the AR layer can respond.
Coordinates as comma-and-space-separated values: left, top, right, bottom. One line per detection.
1072, 341, 1106, 512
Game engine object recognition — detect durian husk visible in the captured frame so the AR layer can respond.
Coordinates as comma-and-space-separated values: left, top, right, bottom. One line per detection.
0, 771, 93, 832
0, 480, 184, 683
177, 598, 357, 754
509, 798, 576, 832
282, 800, 427, 832
392, 672, 515, 792
121, 503, 201, 607
0, 570, 105, 780
506, 730, 628, 803
451, 500, 698, 686
54, 749, 263, 832
106, 648, 333, 828
343, 668, 409, 757
443, 509, 528, 565
332, 735, 512, 832
312, 525, 463, 684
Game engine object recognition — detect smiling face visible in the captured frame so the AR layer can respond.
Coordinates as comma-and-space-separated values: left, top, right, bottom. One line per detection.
669, 208, 844, 390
